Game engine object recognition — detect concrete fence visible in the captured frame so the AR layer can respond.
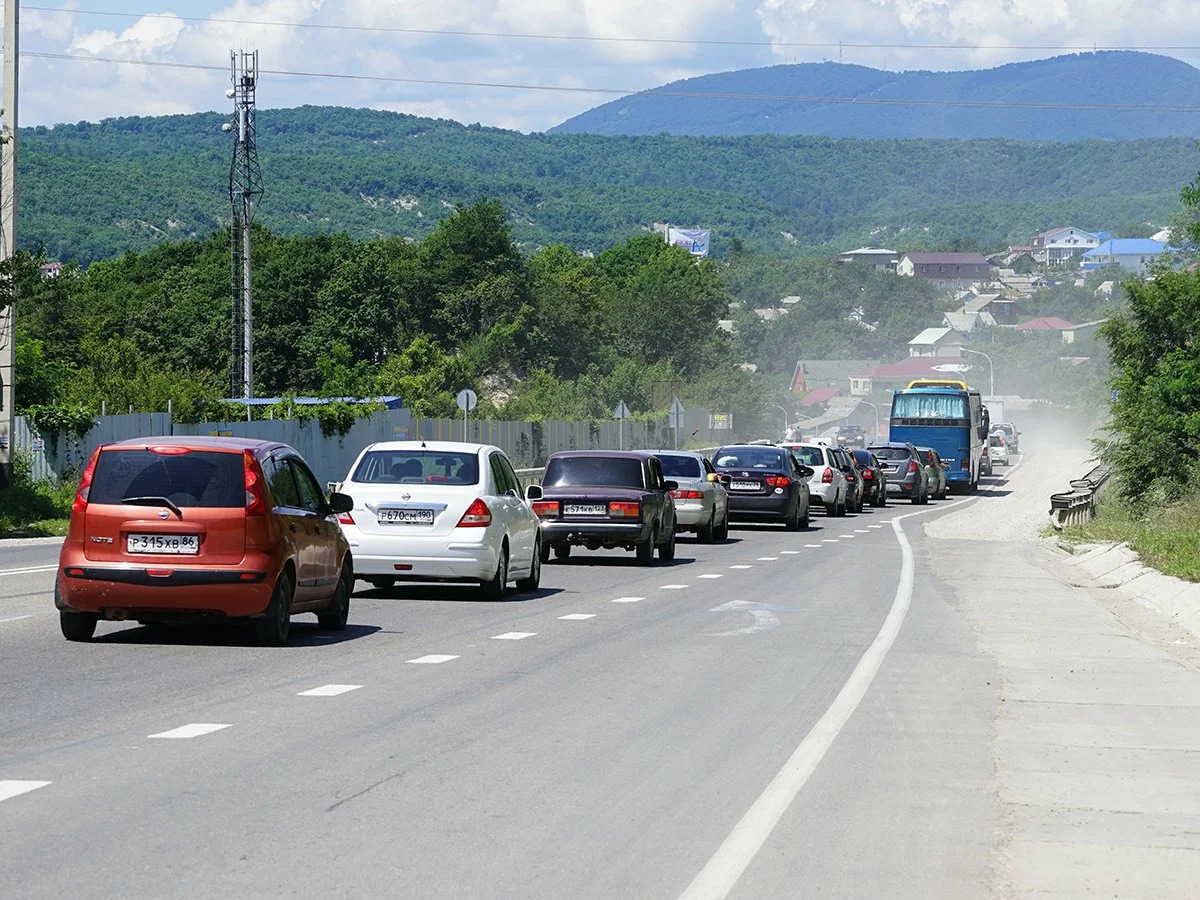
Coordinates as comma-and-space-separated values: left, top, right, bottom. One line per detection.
1049, 462, 1112, 529
13, 407, 740, 489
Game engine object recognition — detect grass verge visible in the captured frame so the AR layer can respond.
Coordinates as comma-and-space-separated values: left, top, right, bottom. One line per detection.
0, 454, 75, 538
1062, 492, 1200, 582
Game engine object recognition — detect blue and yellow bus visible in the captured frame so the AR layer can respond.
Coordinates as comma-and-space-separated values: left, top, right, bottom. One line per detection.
888, 384, 987, 492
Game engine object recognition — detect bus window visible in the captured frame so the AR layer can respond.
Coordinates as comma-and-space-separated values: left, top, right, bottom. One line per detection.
891, 393, 968, 420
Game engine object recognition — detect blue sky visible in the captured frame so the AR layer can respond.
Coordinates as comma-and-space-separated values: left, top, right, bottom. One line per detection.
9, 1, 1200, 130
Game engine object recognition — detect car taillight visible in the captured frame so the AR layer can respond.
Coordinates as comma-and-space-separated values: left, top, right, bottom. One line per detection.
337, 512, 355, 525
609, 501, 640, 518
961, 458, 970, 471
862, 469, 874, 479
908, 460, 920, 474
821, 467, 834, 484
532, 500, 559, 518
765, 475, 791, 488
73, 447, 102, 512
671, 489, 704, 500
149, 446, 191, 455
457, 498, 492, 527
243, 450, 269, 516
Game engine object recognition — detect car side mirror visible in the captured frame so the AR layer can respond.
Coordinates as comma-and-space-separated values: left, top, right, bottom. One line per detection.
720, 474, 732, 487
327, 492, 353, 515
525, 484, 543, 501
663, 480, 679, 492
797, 465, 814, 478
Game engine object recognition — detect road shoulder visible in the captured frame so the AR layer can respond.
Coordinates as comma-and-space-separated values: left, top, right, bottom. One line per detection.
930, 535, 1200, 897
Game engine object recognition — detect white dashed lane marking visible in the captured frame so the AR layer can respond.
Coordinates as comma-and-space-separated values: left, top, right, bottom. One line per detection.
855, 530, 870, 534
492, 632, 537, 640
730, 565, 753, 570
698, 574, 724, 579
0, 781, 51, 803
660, 584, 688, 590
149, 723, 232, 740
804, 544, 822, 548
297, 684, 363, 697
612, 596, 644, 604
780, 551, 801, 555
757, 557, 779, 561
0, 615, 33, 624
559, 614, 596, 620
822, 539, 839, 544
0, 565, 57, 578
406, 654, 460, 664
868, 525, 883, 529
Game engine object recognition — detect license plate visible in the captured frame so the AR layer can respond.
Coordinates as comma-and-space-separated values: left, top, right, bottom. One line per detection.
730, 481, 759, 491
563, 504, 606, 516
379, 508, 435, 525
126, 533, 200, 555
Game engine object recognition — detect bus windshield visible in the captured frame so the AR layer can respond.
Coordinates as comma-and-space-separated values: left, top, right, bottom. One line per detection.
891, 393, 968, 421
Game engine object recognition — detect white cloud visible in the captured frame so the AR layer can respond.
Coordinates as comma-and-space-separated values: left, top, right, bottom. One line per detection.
14, 0, 1200, 131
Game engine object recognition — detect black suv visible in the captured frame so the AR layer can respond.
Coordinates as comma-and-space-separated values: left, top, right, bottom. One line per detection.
836, 424, 866, 449
711, 445, 812, 531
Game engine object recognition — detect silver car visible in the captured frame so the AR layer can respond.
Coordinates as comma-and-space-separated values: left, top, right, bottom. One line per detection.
652, 450, 731, 543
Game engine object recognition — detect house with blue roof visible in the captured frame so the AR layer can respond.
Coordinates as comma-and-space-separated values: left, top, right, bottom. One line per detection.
1082, 239, 1173, 275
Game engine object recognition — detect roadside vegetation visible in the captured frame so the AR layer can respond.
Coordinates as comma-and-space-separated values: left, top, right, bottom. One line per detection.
0, 454, 74, 537
1063, 493, 1200, 582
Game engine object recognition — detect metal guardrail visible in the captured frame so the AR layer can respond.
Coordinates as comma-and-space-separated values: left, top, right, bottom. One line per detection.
1049, 462, 1111, 530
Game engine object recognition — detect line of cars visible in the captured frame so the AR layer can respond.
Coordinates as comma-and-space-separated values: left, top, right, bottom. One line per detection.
52, 434, 937, 647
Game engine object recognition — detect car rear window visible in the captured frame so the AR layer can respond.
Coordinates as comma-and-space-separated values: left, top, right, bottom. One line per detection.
870, 447, 912, 461
789, 446, 824, 466
89, 448, 244, 508
543, 457, 645, 488
713, 448, 786, 470
656, 455, 702, 479
851, 450, 872, 465
989, 435, 1005, 447
352, 450, 480, 485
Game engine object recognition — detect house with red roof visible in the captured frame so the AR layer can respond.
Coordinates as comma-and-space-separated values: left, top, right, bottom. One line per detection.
850, 357, 974, 395
1016, 316, 1075, 332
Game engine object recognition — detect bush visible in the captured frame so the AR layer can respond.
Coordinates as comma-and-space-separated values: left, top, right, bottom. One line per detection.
0, 453, 76, 536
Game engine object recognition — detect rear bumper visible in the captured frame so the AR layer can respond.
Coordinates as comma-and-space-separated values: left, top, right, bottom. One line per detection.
540, 521, 650, 547
345, 529, 500, 581
808, 483, 838, 505
727, 493, 793, 520
56, 565, 274, 618
673, 500, 710, 528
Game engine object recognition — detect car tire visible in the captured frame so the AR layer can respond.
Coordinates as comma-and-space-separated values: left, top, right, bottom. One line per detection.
516, 540, 542, 593
254, 571, 293, 647
798, 504, 810, 529
480, 546, 508, 601
921, 488, 930, 505
659, 525, 677, 561
636, 530, 656, 566
553, 544, 571, 560
60, 610, 98, 643
910, 490, 922, 506
714, 513, 729, 541
824, 501, 837, 516
697, 512, 715, 544
317, 563, 352, 631
539, 541, 551, 564
836, 497, 847, 517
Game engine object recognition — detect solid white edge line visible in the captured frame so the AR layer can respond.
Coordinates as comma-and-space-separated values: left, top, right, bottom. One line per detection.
0, 614, 33, 624
679, 512, 917, 900
679, 459, 1021, 899
0, 780, 52, 803
0, 564, 58, 577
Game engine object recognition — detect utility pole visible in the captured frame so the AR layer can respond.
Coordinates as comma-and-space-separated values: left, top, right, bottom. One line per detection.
0, 0, 19, 488
224, 50, 263, 400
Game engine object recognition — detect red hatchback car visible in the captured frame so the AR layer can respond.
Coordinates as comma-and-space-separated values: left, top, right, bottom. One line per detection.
56, 437, 355, 645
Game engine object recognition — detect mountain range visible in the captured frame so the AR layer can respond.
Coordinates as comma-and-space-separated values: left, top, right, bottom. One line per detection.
552, 52, 1200, 141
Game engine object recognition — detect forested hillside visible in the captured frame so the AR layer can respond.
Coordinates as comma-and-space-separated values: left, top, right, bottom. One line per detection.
14, 201, 960, 433
552, 52, 1200, 140
22, 105, 1196, 265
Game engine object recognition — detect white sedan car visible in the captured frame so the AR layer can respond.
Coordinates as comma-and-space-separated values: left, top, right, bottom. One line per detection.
335, 441, 541, 599
650, 450, 730, 543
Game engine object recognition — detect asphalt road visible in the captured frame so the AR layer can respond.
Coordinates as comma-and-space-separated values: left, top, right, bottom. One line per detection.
0, 471, 1019, 898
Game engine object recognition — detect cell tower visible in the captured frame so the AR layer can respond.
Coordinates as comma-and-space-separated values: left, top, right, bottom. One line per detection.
224, 50, 263, 400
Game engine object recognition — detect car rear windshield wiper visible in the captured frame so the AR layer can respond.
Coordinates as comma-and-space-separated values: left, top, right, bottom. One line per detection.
121, 496, 184, 519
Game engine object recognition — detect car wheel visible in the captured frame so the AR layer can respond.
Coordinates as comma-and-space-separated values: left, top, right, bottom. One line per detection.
714, 512, 730, 541
516, 540, 542, 593
697, 511, 715, 544
824, 501, 837, 516
553, 544, 571, 560
254, 570, 293, 646
798, 503, 810, 530
836, 497, 847, 517
60, 610, 98, 642
921, 488, 930, 505
538, 541, 551, 564
480, 546, 509, 601
317, 563, 352, 631
910, 489, 922, 506
784, 503, 801, 531
659, 525, 677, 561
636, 530, 656, 566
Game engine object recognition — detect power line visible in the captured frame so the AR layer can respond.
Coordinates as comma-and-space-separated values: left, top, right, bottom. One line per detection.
21, 6, 1200, 53
23, 50, 1200, 114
